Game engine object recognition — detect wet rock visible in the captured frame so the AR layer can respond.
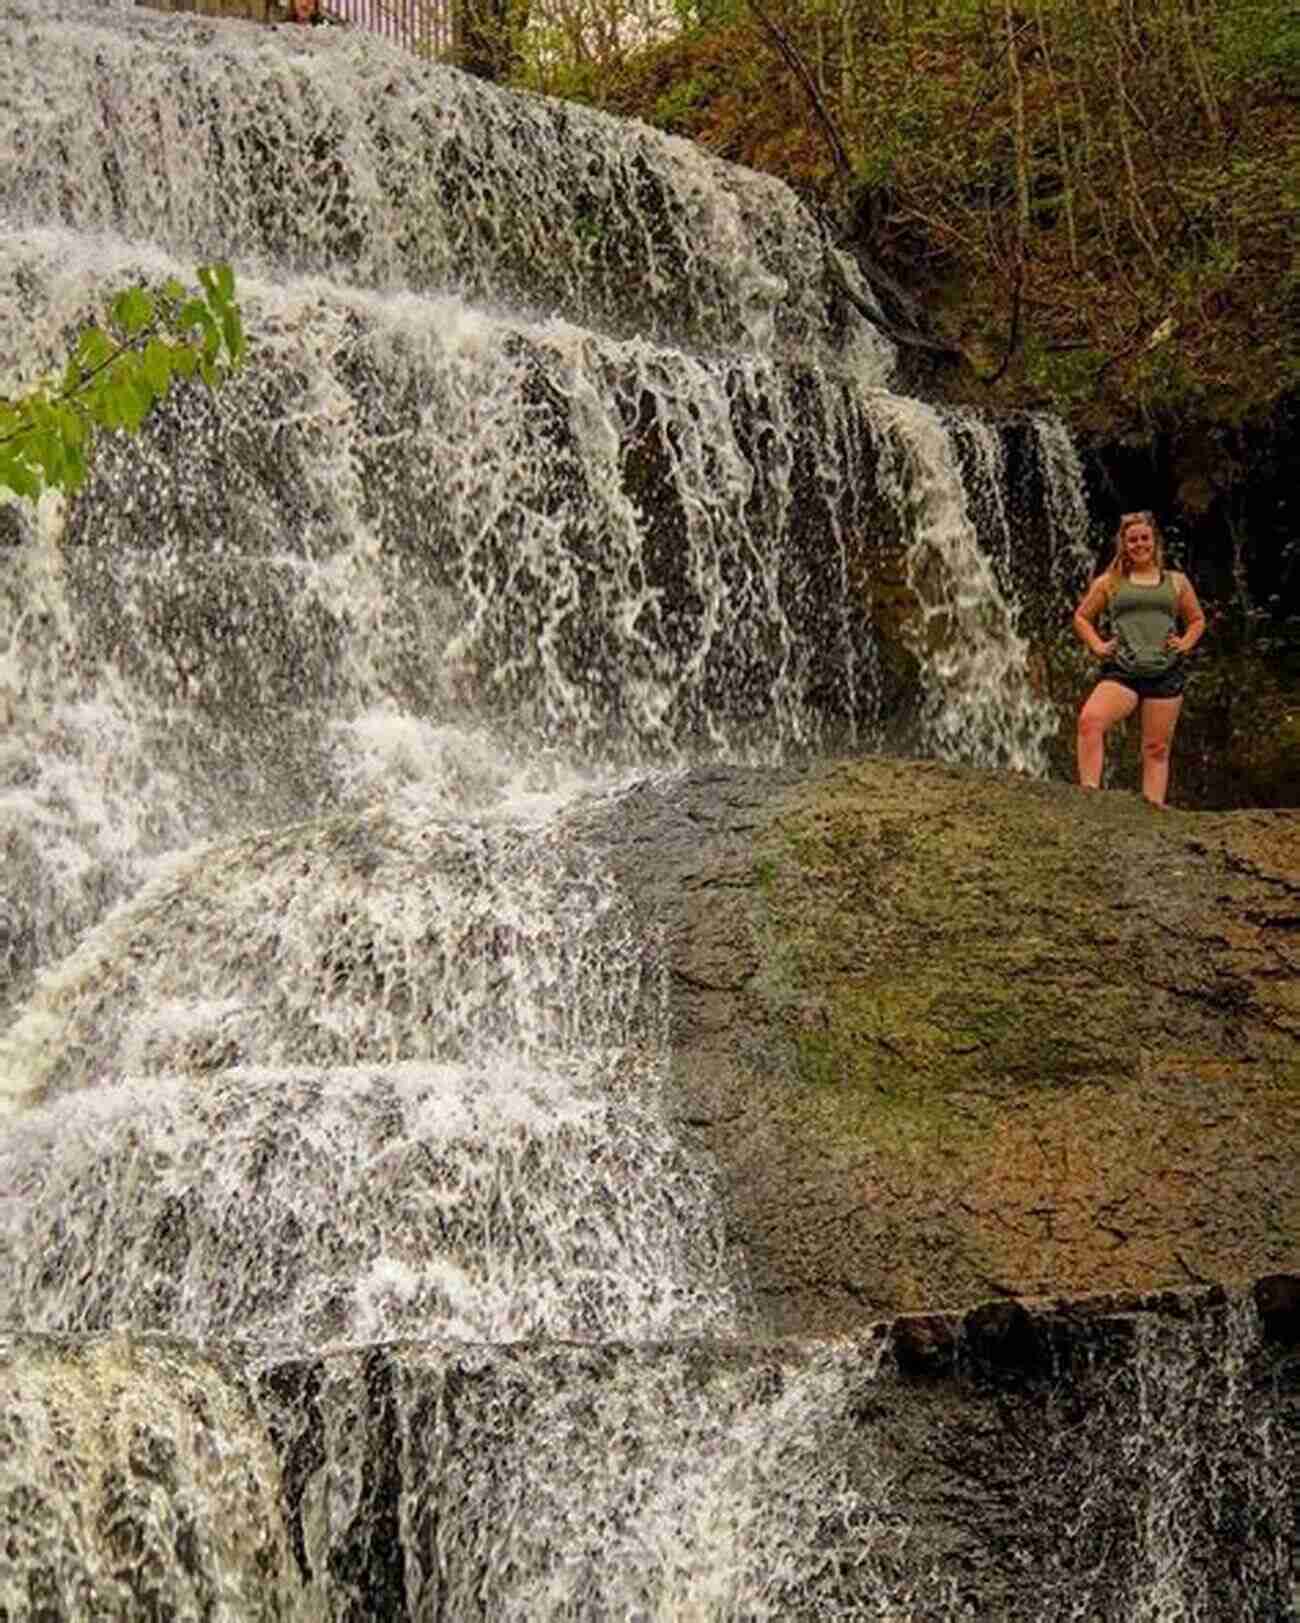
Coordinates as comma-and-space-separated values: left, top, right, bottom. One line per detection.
3, 1294, 1295, 1622
1256, 1273, 1300, 1345
890, 1311, 959, 1378
0, 506, 31, 548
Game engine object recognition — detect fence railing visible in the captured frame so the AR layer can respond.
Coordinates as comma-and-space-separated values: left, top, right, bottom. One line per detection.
324, 0, 454, 57
141, 0, 274, 18
136, 0, 456, 60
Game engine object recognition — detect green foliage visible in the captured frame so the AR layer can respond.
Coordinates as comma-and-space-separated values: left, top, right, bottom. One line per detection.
672, 0, 741, 30
0, 264, 246, 505
1023, 338, 1104, 410
575, 0, 1299, 435
653, 70, 716, 131
1212, 0, 1300, 90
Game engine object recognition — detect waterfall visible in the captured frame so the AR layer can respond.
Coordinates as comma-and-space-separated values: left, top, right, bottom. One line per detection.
0, 789, 746, 1341
6, 4, 1287, 1620
0, 228, 1092, 1027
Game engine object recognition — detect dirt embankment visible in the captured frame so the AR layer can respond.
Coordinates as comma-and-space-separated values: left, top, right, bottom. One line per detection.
597, 759, 1300, 1335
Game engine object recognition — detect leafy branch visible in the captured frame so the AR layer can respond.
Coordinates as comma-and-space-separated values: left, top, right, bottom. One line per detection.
0, 263, 246, 504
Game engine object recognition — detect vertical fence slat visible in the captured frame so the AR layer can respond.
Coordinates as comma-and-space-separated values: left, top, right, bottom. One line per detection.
137, 0, 455, 62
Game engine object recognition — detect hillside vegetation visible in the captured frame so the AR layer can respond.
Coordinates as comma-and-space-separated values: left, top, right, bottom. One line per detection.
507, 0, 1298, 443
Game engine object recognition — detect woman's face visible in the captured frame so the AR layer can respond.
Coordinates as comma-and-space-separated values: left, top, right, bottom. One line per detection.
1122, 521, 1156, 567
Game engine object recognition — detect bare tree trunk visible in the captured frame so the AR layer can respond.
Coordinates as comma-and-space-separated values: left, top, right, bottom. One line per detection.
1034, 0, 1077, 272
457, 0, 522, 80
744, 0, 855, 183
1109, 14, 1163, 277
1179, 0, 1221, 140
1004, 0, 1030, 249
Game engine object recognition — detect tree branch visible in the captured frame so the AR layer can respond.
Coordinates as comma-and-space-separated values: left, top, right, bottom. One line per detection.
982, 250, 1024, 385
743, 0, 853, 184
0, 325, 162, 446
823, 248, 963, 360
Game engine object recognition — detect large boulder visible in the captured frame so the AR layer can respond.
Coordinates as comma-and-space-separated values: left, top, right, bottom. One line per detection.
594, 758, 1300, 1333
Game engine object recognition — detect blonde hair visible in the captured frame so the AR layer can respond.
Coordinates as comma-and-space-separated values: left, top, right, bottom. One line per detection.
1103, 510, 1166, 597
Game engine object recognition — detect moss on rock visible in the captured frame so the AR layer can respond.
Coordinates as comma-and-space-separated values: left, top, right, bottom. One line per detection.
602, 758, 1300, 1333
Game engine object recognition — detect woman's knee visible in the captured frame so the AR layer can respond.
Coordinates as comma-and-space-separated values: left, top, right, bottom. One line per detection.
1141, 734, 1171, 762
1077, 708, 1109, 742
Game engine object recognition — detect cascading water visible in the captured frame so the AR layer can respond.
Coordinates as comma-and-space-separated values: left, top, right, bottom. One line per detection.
0, 237, 1093, 1013
4, 4, 1290, 1619
1, 789, 748, 1343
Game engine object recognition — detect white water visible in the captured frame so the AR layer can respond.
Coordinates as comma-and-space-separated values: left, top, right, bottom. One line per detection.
0, 785, 748, 1342
0, 228, 1092, 1039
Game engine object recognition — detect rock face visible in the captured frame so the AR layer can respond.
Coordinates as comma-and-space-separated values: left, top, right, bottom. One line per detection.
0, 1334, 307, 1621
3, 1282, 1296, 1620
591, 759, 1300, 1335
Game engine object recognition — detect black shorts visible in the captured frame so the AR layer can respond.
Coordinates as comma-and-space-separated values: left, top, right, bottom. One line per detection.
1098, 662, 1186, 701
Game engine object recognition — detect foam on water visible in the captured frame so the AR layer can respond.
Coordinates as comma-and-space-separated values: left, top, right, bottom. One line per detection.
0, 226, 1094, 1038
0, 1059, 743, 1344
0, 1335, 311, 1623
1, 778, 665, 1099
405, 1339, 905, 1622
0, 769, 748, 1341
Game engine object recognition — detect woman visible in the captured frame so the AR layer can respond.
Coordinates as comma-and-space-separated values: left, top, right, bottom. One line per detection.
1072, 510, 1206, 807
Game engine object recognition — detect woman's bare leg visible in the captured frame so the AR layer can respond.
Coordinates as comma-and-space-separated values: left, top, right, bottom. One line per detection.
1139, 697, 1183, 806
1077, 681, 1138, 788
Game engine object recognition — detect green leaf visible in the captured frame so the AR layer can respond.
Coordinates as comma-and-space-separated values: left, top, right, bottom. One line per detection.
0, 459, 42, 502
197, 261, 235, 310
58, 404, 88, 449
142, 338, 174, 395
3, 261, 246, 505
76, 326, 116, 371
110, 286, 154, 338
94, 380, 123, 432
28, 394, 57, 431
31, 429, 63, 485
118, 376, 153, 433
221, 305, 245, 364
176, 299, 212, 336
79, 376, 109, 430
62, 443, 88, 492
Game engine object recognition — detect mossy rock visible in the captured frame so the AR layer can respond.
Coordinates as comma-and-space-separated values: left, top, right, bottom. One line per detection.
597, 758, 1300, 1333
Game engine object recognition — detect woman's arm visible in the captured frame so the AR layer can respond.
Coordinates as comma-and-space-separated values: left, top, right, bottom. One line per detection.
1072, 577, 1117, 658
1168, 574, 1207, 654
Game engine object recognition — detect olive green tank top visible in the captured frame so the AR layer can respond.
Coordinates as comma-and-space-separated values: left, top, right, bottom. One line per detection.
1110, 573, 1179, 676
